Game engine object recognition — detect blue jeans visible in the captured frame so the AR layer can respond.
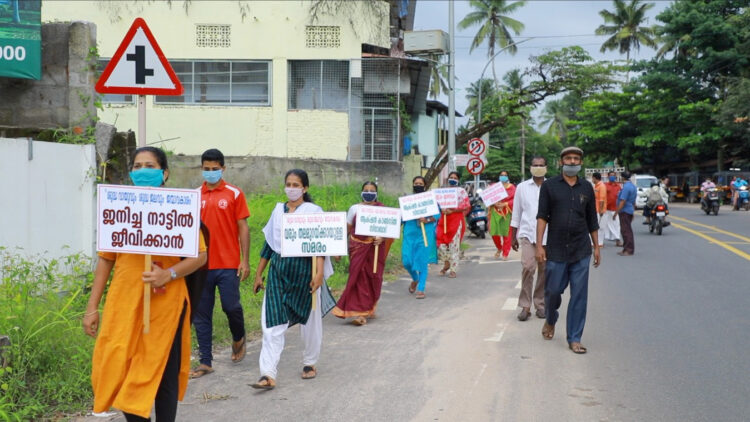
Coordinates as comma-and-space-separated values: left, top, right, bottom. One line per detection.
194, 269, 245, 366
544, 256, 590, 343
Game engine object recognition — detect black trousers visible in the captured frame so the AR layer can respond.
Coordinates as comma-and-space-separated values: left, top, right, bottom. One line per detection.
123, 302, 186, 422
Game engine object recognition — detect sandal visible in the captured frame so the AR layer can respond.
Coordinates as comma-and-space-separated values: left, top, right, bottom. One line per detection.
494, 251, 501, 258
439, 265, 450, 276
302, 365, 317, 379
415, 291, 425, 299
250, 375, 276, 390
448, 271, 456, 278
231, 335, 246, 363
542, 322, 555, 340
190, 364, 214, 379
352, 316, 367, 326
569, 342, 587, 354
408, 281, 417, 294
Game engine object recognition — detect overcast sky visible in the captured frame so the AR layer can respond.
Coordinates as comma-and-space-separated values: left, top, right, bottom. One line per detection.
413, 0, 671, 129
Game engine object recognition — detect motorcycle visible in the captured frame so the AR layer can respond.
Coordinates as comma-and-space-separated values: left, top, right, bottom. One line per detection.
738, 186, 749, 211
466, 196, 487, 239
701, 188, 720, 215
648, 202, 669, 235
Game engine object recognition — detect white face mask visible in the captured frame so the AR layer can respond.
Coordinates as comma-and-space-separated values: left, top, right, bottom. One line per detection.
285, 187, 304, 201
530, 166, 547, 177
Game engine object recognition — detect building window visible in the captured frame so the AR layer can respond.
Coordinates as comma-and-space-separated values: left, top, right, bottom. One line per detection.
288, 60, 349, 110
196, 24, 231, 48
154, 60, 271, 105
305, 26, 341, 48
96, 59, 135, 104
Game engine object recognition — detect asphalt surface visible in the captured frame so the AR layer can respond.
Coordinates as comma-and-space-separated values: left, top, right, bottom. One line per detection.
80, 203, 750, 422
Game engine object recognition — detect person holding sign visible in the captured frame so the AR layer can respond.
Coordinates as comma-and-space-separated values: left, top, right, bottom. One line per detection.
251, 169, 336, 389
489, 171, 516, 260
332, 182, 394, 325
402, 176, 439, 299
192, 149, 251, 379
436, 172, 470, 278
82, 147, 207, 422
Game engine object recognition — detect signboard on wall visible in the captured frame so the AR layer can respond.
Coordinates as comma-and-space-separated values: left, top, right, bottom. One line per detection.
0, 0, 41, 80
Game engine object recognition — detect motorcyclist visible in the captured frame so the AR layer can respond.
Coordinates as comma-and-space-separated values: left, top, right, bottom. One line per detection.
643, 182, 669, 225
732, 177, 748, 210
700, 178, 716, 207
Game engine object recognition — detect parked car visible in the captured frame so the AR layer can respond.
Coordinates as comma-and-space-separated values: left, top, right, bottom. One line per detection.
633, 174, 659, 209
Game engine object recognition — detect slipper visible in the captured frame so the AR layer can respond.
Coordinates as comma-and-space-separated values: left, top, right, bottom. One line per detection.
569, 342, 587, 354
231, 336, 246, 363
250, 375, 275, 390
494, 251, 501, 258
352, 316, 367, 326
190, 364, 214, 379
302, 365, 317, 379
439, 267, 449, 276
408, 281, 417, 294
542, 322, 554, 340
447, 271, 457, 278
415, 291, 425, 299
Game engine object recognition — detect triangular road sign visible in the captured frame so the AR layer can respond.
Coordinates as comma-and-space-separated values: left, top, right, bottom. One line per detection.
96, 18, 183, 96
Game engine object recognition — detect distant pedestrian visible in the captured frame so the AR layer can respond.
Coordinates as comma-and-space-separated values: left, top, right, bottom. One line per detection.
489, 171, 516, 260
437, 171, 471, 278
601, 171, 622, 246
192, 149, 250, 379
616, 171, 637, 256
510, 156, 547, 321
536, 146, 600, 354
592, 172, 607, 248
332, 181, 393, 325
402, 176, 439, 299
251, 169, 336, 390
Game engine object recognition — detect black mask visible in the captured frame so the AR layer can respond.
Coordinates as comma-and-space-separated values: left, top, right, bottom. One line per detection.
413, 185, 425, 194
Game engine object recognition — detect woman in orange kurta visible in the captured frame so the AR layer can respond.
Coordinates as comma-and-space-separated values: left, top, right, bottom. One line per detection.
82, 147, 207, 422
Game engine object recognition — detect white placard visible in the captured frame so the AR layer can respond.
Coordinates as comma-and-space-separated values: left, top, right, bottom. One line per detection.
97, 184, 201, 257
281, 212, 348, 257
354, 206, 402, 239
480, 182, 509, 207
433, 188, 459, 208
398, 191, 440, 221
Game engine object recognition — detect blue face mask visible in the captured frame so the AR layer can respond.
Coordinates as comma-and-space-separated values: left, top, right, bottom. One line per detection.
499, 175, 509, 183
448, 179, 459, 186
609, 176, 616, 182
202, 169, 223, 184
361, 192, 378, 202
129, 168, 164, 187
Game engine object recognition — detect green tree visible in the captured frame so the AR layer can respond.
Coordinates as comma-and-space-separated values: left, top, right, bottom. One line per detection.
427, 53, 450, 99
596, 0, 658, 80
539, 93, 582, 142
464, 78, 496, 122
458, 0, 526, 85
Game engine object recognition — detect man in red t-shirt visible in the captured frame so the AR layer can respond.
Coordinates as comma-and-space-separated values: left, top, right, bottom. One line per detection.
191, 149, 250, 378
602, 171, 622, 246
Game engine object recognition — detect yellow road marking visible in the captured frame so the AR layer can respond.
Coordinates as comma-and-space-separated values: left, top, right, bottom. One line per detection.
670, 216, 750, 243
671, 223, 750, 262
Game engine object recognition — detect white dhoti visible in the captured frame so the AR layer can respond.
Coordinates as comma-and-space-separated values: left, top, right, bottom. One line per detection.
602, 210, 621, 241
259, 288, 322, 379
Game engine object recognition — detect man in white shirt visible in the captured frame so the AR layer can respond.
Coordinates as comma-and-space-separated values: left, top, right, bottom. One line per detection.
510, 156, 548, 321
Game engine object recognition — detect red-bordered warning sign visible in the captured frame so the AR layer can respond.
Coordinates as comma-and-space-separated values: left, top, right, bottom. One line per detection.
466, 157, 485, 175
468, 138, 486, 156
95, 18, 183, 96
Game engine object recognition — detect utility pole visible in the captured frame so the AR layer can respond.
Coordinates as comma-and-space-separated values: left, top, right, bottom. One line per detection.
448, 0, 456, 170
520, 117, 526, 180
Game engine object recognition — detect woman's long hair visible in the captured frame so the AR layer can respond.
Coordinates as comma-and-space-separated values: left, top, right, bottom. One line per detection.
285, 169, 313, 202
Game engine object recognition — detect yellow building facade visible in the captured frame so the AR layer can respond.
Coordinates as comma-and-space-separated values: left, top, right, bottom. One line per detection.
42, 0, 392, 159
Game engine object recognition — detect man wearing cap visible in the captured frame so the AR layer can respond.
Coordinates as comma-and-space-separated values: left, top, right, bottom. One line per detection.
536, 146, 600, 354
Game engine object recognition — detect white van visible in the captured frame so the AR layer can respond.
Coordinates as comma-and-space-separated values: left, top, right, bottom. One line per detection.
633, 174, 659, 209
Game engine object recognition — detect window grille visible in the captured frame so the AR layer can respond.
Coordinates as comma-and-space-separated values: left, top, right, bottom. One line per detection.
288, 60, 349, 110
305, 26, 341, 48
196, 24, 231, 48
154, 60, 271, 106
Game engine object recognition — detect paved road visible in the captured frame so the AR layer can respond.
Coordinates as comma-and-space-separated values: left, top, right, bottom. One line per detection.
82, 203, 750, 421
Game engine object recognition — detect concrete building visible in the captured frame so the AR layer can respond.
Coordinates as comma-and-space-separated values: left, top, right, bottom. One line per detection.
42, 0, 429, 163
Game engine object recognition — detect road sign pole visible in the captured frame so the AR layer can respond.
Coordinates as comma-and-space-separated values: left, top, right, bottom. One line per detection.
138, 95, 146, 147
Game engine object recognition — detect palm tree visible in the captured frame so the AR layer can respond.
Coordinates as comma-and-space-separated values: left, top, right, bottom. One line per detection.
464, 78, 495, 122
427, 53, 449, 99
540, 93, 582, 142
596, 0, 658, 80
458, 0, 526, 86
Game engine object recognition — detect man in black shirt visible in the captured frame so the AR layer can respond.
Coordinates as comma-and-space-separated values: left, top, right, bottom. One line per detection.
535, 146, 600, 354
